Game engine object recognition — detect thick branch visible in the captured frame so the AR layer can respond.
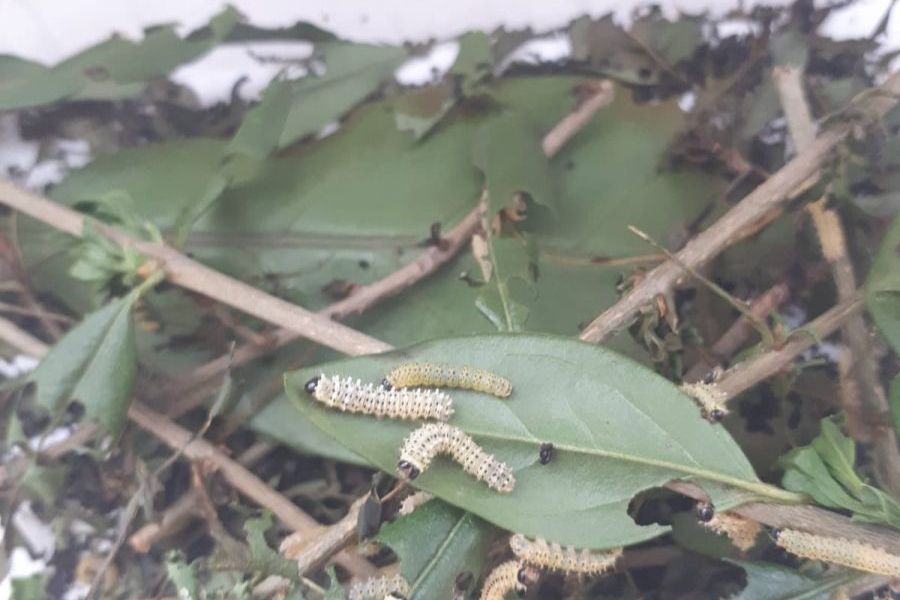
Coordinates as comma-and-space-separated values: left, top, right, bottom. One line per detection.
579, 70, 900, 344
0, 178, 390, 356
774, 64, 900, 496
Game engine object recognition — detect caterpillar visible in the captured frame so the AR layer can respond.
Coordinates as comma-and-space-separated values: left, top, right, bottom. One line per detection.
304, 374, 453, 421
347, 573, 410, 600
679, 379, 728, 422
479, 560, 539, 600
538, 442, 554, 465
397, 423, 515, 493
701, 512, 761, 551
510, 534, 622, 575
383, 362, 512, 398
774, 529, 900, 577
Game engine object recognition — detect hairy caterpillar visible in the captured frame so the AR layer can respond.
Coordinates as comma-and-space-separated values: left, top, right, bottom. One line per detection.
774, 529, 900, 577
538, 442, 554, 465
383, 362, 512, 398
304, 374, 453, 421
398, 491, 434, 516
679, 379, 728, 422
479, 560, 540, 600
701, 512, 761, 551
397, 423, 515, 493
347, 573, 410, 600
510, 534, 622, 574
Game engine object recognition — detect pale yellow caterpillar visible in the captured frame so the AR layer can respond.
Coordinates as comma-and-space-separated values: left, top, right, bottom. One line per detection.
383, 362, 512, 398
347, 573, 410, 600
679, 379, 728, 422
304, 374, 453, 421
397, 423, 515, 493
701, 512, 761, 551
774, 528, 900, 577
510, 534, 622, 575
479, 560, 539, 600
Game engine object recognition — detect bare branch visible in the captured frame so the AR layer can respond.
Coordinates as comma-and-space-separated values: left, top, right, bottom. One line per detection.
0, 314, 47, 358
578, 70, 900, 344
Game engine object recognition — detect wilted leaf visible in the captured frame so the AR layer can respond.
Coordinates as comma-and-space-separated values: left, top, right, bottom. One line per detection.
473, 112, 557, 213
393, 81, 456, 140
780, 418, 900, 529
866, 215, 900, 354
475, 237, 534, 331
630, 12, 703, 67
30, 295, 137, 435
377, 499, 493, 599
285, 335, 782, 550
278, 42, 407, 147
727, 559, 859, 600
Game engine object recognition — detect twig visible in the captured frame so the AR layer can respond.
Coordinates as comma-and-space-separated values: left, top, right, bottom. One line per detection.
774, 64, 900, 497
683, 282, 790, 383
165, 79, 617, 397
281, 495, 368, 576
126, 402, 378, 577
0, 314, 47, 358
0, 263, 895, 572
0, 177, 391, 357
578, 69, 900, 344
717, 291, 864, 400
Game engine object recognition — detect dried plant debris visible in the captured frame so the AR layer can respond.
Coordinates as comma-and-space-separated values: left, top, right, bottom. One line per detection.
4, 2, 900, 599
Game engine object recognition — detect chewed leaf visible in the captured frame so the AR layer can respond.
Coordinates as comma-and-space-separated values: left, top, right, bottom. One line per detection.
285, 334, 783, 550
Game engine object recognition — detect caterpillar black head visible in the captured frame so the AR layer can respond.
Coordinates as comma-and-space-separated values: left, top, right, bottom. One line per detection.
539, 442, 554, 465
706, 408, 725, 422
397, 460, 421, 479
381, 378, 393, 391
695, 501, 715, 523
516, 565, 540, 593
304, 375, 321, 395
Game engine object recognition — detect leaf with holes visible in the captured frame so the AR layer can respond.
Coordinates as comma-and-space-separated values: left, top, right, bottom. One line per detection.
377, 499, 493, 599
285, 335, 797, 549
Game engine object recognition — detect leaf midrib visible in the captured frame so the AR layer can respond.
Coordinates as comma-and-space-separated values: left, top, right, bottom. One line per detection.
410, 513, 467, 597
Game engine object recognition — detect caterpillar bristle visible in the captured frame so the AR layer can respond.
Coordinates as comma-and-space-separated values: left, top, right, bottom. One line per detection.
510, 534, 621, 575
774, 528, 900, 577
347, 573, 410, 600
479, 560, 538, 600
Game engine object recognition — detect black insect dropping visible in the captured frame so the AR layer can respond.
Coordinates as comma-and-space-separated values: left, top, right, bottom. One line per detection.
539, 442, 554, 465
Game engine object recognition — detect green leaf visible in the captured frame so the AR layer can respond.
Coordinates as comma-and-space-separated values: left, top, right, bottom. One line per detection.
377, 499, 493, 599
473, 112, 557, 213
474, 237, 534, 332
0, 7, 240, 110
11, 573, 49, 600
278, 42, 407, 147
727, 560, 859, 600
323, 566, 345, 600
229, 77, 294, 161
780, 417, 900, 529
450, 32, 493, 91
866, 215, 900, 354
244, 513, 300, 578
166, 552, 200, 600
285, 334, 787, 550
30, 296, 137, 435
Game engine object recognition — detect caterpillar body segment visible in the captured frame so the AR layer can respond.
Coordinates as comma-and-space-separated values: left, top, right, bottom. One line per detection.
384, 362, 512, 398
397, 423, 515, 493
679, 380, 728, 422
347, 573, 410, 600
479, 560, 539, 600
510, 534, 622, 575
304, 374, 453, 421
774, 528, 900, 577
